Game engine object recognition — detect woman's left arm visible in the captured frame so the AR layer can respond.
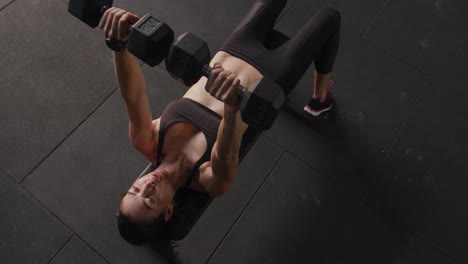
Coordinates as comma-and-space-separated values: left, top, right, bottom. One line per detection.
197, 64, 246, 196
204, 107, 244, 196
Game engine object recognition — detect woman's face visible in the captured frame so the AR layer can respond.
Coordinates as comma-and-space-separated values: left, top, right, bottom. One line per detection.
119, 171, 174, 223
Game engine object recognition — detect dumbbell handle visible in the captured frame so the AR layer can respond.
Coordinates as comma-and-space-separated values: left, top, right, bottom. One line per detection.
201, 65, 249, 98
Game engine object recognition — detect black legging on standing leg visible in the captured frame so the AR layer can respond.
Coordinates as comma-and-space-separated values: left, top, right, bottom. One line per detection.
219, 0, 341, 96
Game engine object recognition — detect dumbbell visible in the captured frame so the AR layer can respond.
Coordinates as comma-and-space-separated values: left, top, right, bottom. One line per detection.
68, 0, 173, 66
165, 32, 285, 131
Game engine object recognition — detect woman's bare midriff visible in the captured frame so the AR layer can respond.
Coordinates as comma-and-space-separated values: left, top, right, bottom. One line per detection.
183, 51, 264, 118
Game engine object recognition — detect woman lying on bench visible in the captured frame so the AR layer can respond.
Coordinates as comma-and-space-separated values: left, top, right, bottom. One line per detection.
99, 0, 341, 245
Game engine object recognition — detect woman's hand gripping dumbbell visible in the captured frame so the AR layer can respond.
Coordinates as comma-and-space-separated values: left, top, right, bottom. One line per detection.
68, 0, 174, 66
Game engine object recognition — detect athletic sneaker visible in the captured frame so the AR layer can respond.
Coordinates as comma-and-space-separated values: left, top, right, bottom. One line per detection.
303, 80, 334, 117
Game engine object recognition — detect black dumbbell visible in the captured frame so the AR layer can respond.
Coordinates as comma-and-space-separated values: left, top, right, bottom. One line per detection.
68, 0, 173, 66
165, 32, 284, 131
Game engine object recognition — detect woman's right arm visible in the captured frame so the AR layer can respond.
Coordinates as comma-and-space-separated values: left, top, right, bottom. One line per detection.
100, 8, 157, 160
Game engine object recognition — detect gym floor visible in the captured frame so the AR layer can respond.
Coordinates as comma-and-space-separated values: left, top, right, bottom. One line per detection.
0, 0, 466, 263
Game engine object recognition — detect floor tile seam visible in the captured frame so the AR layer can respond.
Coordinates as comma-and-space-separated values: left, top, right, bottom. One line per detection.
383, 112, 409, 161
262, 133, 288, 151
1, 174, 79, 259
360, 36, 428, 76
59, 234, 112, 264
284, 149, 325, 177
384, 78, 426, 160
16, 183, 73, 230
0, 167, 16, 183
263, 125, 393, 207
18, 87, 119, 184
280, 149, 372, 203
261, 133, 337, 181
341, 26, 365, 41
46, 234, 74, 264
2, 168, 72, 238
69, 232, 110, 264
204, 150, 287, 264
361, 0, 392, 38
359, 0, 430, 75
50, 235, 112, 264
0, 0, 15, 12
403, 230, 458, 263
17, 177, 112, 264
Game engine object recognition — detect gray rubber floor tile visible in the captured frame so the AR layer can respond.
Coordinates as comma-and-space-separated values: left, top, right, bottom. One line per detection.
208, 153, 455, 264
266, 30, 427, 178
381, 79, 468, 263
363, 0, 468, 75
177, 136, 284, 264
50, 236, 107, 264
21, 65, 189, 264
275, 0, 386, 37
0, 0, 116, 181
0, 170, 71, 264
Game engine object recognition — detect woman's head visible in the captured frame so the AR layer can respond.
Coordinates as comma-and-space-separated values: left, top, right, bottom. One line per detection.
118, 170, 176, 244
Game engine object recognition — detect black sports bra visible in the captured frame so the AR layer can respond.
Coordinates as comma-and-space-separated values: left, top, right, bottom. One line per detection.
155, 98, 222, 186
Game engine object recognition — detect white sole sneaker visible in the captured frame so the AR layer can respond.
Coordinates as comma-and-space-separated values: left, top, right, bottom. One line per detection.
303, 104, 333, 117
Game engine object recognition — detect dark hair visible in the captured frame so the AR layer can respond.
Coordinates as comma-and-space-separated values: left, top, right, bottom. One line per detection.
117, 187, 208, 245
117, 212, 168, 245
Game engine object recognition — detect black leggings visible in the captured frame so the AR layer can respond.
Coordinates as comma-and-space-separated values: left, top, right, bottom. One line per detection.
219, 0, 341, 96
